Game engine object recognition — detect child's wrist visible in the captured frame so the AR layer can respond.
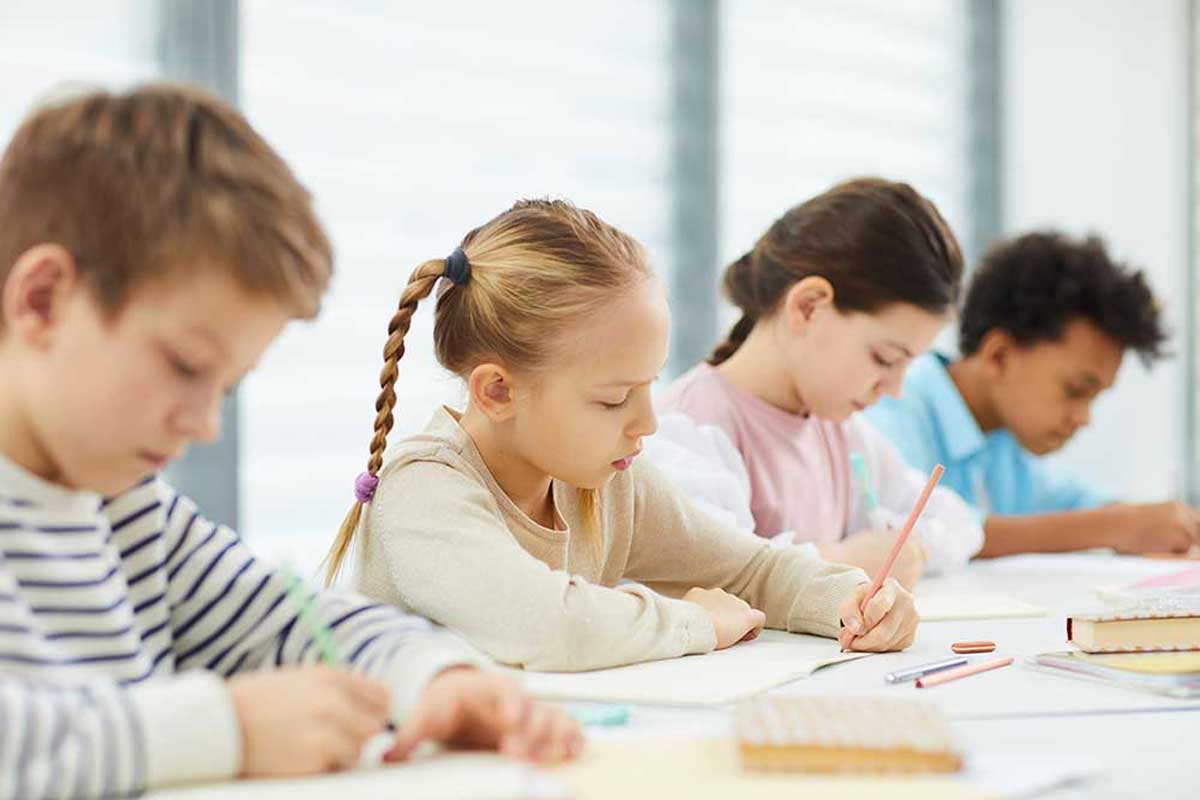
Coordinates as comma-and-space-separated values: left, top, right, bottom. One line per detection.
131, 672, 241, 788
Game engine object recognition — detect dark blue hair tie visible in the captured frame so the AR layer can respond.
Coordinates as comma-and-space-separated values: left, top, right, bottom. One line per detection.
444, 248, 471, 286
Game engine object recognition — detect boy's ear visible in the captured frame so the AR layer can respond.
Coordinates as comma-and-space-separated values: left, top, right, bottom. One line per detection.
467, 362, 518, 422
782, 275, 835, 333
3, 244, 79, 348
977, 328, 1017, 380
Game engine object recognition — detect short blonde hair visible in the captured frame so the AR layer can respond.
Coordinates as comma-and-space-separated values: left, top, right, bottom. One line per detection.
324, 199, 650, 584
0, 83, 332, 321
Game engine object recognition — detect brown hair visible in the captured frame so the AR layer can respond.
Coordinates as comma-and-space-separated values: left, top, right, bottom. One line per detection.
710, 177, 963, 365
0, 83, 332, 322
323, 198, 651, 585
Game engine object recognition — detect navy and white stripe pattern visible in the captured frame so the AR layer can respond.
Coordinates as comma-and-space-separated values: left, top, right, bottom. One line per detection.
0, 473, 458, 798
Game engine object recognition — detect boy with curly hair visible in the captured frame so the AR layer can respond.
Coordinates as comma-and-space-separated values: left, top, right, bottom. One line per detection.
867, 231, 1198, 557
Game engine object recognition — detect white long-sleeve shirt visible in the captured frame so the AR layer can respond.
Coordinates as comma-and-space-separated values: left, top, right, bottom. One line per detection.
645, 412, 984, 575
0, 454, 476, 799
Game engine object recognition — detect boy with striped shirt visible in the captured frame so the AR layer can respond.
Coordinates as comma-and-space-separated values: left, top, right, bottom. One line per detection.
0, 85, 578, 798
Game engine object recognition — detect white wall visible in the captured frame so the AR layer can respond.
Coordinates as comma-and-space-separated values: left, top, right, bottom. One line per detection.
0, 1, 158, 145
1002, 0, 1190, 501
238, 1, 672, 572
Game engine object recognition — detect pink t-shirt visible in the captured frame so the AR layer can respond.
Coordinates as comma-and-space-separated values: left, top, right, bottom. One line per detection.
656, 364, 852, 543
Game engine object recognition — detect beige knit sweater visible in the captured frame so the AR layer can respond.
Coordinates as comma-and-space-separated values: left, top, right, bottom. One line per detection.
354, 408, 868, 672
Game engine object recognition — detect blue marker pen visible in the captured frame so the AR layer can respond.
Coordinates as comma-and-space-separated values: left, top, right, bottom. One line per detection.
884, 656, 968, 684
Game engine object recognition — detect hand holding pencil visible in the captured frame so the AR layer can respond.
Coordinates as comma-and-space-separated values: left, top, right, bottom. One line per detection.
837, 578, 918, 652
837, 464, 945, 653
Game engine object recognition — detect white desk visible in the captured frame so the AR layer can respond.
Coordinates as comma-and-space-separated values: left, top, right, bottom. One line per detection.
152, 553, 1197, 799
606, 553, 1198, 799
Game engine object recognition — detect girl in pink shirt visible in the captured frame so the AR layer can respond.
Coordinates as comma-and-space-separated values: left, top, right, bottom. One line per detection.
652, 179, 984, 587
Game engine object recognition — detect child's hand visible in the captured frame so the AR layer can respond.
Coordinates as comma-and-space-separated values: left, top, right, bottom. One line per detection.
683, 587, 767, 648
837, 578, 918, 652
386, 667, 582, 764
819, 529, 927, 589
229, 666, 391, 776
1111, 501, 1200, 554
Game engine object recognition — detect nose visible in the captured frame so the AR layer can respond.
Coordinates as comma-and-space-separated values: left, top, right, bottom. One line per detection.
1070, 400, 1092, 429
628, 392, 658, 439
175, 391, 224, 443
879, 373, 903, 400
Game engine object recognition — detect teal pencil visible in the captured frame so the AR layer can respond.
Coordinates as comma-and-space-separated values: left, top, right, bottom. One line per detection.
568, 705, 631, 727
281, 566, 343, 666
849, 452, 880, 514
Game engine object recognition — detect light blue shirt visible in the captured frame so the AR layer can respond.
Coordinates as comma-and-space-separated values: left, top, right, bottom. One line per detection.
864, 353, 1112, 518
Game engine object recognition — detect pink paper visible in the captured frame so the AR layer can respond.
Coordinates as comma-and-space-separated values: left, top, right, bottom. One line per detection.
1132, 565, 1200, 589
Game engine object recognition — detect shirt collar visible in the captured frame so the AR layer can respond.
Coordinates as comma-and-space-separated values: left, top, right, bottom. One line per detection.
919, 352, 988, 463
0, 450, 103, 514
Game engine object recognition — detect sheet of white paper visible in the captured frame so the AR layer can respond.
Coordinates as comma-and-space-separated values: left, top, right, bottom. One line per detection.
145, 739, 1097, 800
147, 752, 544, 800
974, 552, 1182, 579
964, 751, 1102, 799
916, 593, 1046, 621
508, 630, 870, 705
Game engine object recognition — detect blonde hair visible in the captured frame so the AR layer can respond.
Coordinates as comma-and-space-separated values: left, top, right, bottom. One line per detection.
0, 83, 332, 321
323, 199, 650, 585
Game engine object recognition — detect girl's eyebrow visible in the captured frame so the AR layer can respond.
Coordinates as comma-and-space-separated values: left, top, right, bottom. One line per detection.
883, 340, 914, 358
595, 376, 658, 388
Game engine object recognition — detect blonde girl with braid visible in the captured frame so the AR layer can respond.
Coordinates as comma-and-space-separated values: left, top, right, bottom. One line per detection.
325, 199, 918, 672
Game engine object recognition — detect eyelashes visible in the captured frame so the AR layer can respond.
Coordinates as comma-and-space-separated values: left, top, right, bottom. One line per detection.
168, 355, 201, 380
872, 353, 898, 369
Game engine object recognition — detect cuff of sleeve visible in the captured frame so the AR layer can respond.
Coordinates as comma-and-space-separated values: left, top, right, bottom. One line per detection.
1080, 489, 1115, 510
791, 568, 869, 639
130, 671, 241, 789
675, 598, 718, 655
382, 633, 485, 723
915, 518, 983, 575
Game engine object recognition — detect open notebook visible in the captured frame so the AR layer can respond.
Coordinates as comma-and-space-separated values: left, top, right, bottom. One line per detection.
507, 630, 870, 706
914, 593, 1045, 621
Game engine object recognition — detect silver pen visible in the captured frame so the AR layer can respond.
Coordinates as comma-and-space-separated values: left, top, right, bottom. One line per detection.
884, 656, 968, 684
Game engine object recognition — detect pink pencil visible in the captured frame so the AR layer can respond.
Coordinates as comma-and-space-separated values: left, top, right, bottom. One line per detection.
915, 656, 1014, 688
859, 464, 945, 612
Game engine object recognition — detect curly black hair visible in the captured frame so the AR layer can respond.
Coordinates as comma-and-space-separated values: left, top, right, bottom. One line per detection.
959, 231, 1167, 364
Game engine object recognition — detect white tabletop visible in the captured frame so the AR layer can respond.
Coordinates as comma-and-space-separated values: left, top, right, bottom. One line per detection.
151, 552, 1198, 799
582, 552, 1198, 799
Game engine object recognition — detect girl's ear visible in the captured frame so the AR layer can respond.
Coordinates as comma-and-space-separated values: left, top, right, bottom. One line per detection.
468, 362, 518, 422
3, 244, 80, 348
782, 275, 835, 334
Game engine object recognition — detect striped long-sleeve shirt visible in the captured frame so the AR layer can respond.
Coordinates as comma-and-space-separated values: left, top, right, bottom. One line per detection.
0, 454, 478, 798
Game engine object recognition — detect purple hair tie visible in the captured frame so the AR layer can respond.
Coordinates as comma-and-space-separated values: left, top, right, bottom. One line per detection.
354, 472, 379, 503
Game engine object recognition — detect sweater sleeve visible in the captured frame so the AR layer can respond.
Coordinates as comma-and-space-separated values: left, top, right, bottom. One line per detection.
846, 417, 985, 573
623, 459, 869, 638
154, 481, 480, 709
0, 669, 235, 799
355, 458, 717, 673
100, 481, 476, 791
